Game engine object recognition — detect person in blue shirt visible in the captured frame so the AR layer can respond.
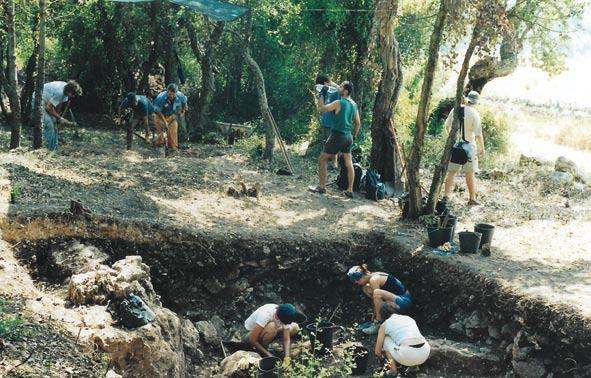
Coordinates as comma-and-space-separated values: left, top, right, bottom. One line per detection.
152, 83, 188, 155
118, 92, 155, 150
315, 73, 340, 169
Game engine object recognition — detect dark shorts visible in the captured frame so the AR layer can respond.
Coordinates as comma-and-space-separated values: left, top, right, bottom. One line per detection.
323, 131, 353, 155
395, 293, 413, 313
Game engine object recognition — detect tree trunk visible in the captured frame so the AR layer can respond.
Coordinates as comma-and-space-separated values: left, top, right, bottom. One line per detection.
194, 21, 224, 140
32, 0, 46, 149
406, 0, 450, 219
369, 0, 403, 183
243, 48, 275, 160
5, 0, 22, 149
425, 20, 480, 213
138, 2, 159, 94
20, 46, 39, 126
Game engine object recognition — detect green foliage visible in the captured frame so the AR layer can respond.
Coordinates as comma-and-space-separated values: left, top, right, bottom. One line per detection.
0, 298, 26, 341
479, 106, 509, 156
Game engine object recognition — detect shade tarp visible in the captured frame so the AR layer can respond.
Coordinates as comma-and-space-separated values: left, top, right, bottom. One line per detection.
109, 0, 249, 22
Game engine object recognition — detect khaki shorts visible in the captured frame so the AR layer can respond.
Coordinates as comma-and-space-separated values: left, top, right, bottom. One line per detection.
448, 158, 479, 174
383, 337, 430, 367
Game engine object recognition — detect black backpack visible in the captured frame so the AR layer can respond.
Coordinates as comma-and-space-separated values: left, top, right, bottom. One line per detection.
362, 170, 386, 201
450, 107, 475, 165
336, 155, 363, 191
107, 294, 156, 329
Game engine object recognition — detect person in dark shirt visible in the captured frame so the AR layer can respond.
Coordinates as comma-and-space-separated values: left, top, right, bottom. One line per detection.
118, 92, 155, 149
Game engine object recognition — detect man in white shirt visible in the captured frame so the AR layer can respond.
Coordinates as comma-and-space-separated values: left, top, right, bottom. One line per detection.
243, 303, 305, 367
443, 91, 486, 205
39, 80, 82, 151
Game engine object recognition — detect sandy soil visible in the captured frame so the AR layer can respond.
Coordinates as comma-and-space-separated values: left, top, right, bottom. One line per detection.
0, 121, 589, 322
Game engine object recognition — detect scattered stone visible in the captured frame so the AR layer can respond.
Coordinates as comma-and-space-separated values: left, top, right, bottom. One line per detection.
554, 156, 578, 176
206, 278, 225, 295
488, 325, 501, 340
210, 315, 226, 338
519, 155, 542, 166
219, 351, 261, 377
449, 322, 464, 335
489, 168, 506, 180
195, 320, 220, 346
549, 171, 574, 186
53, 241, 109, 276
427, 338, 503, 375
501, 323, 515, 336
83, 306, 113, 329
512, 359, 546, 378
105, 370, 122, 378
227, 182, 259, 198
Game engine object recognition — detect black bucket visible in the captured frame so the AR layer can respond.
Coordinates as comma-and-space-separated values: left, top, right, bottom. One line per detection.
474, 223, 495, 248
257, 356, 281, 378
459, 231, 482, 254
427, 227, 453, 248
306, 321, 335, 353
440, 214, 457, 237
348, 345, 369, 375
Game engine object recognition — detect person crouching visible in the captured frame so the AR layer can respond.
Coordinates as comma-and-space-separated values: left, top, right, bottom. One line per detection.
374, 303, 430, 376
243, 303, 305, 367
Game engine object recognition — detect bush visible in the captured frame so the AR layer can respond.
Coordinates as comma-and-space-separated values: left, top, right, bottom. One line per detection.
480, 107, 510, 156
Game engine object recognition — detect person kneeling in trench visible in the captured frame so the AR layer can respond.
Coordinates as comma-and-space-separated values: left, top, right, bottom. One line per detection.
348, 264, 412, 335
243, 303, 305, 367
375, 303, 430, 376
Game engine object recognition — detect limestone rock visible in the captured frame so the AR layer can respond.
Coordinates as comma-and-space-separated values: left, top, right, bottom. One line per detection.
426, 338, 503, 375
519, 155, 542, 166
105, 370, 122, 378
220, 351, 261, 377
210, 315, 226, 337
67, 256, 158, 306
513, 359, 546, 378
449, 322, 464, 335
555, 156, 578, 176
488, 325, 501, 340
90, 307, 199, 378
489, 168, 505, 180
549, 171, 574, 186
82, 306, 113, 329
195, 320, 220, 346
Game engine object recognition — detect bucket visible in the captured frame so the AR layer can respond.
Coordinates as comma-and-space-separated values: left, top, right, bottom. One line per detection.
257, 356, 281, 378
427, 227, 453, 248
440, 214, 457, 237
348, 346, 369, 375
459, 231, 482, 254
474, 223, 495, 248
306, 321, 336, 353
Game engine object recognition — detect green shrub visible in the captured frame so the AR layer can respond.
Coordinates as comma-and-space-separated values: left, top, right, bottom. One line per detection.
0, 315, 25, 341
480, 107, 510, 156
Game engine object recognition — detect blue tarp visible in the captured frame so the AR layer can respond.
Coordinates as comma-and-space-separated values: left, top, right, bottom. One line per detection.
109, 0, 249, 22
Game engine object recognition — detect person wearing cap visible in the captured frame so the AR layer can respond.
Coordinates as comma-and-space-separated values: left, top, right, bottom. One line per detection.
152, 83, 188, 155
374, 302, 430, 376
243, 303, 305, 366
443, 90, 486, 206
347, 264, 412, 335
118, 92, 155, 150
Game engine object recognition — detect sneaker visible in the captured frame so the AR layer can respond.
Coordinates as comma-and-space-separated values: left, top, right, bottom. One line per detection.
343, 191, 353, 198
467, 199, 481, 206
361, 321, 380, 335
308, 185, 326, 194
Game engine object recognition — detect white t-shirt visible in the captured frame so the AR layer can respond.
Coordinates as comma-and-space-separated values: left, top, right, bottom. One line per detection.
383, 314, 425, 346
445, 105, 482, 145
41, 81, 69, 108
244, 304, 278, 331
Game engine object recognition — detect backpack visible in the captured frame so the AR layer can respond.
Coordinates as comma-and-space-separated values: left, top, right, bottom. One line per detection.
336, 155, 363, 191
107, 294, 156, 329
363, 170, 386, 201
450, 107, 475, 165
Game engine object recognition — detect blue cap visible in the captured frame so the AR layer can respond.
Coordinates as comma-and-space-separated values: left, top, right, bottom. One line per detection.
276, 304, 306, 324
347, 266, 365, 283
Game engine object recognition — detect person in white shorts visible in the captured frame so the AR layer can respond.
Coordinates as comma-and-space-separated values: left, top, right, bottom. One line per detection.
243, 303, 305, 367
443, 90, 486, 206
374, 303, 430, 376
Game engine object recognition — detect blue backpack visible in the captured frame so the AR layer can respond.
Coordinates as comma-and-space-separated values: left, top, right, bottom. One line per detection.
363, 170, 386, 201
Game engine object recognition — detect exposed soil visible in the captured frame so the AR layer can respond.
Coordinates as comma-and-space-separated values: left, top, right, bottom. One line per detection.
0, 119, 590, 376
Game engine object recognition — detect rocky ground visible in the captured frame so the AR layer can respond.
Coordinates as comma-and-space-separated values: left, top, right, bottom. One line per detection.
0, 119, 590, 377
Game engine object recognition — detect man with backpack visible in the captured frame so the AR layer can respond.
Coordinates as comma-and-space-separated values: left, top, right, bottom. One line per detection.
309, 81, 361, 198
443, 91, 486, 205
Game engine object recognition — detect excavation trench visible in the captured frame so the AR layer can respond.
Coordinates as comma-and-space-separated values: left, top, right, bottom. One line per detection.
7, 216, 591, 377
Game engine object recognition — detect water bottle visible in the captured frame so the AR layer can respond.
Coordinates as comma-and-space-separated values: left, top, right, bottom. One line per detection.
315, 84, 338, 94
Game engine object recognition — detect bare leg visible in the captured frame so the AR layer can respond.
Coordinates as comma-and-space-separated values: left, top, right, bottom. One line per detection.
260, 322, 281, 346
343, 152, 354, 192
444, 171, 456, 199
373, 289, 397, 321
466, 172, 477, 200
319, 152, 333, 189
